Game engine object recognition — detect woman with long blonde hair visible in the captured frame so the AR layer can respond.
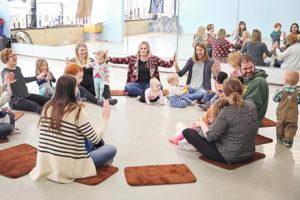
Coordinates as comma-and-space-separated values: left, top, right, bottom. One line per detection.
182, 77, 258, 164
108, 41, 175, 97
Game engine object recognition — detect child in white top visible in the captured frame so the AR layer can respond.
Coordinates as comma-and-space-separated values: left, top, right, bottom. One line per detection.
167, 73, 195, 108
35, 59, 56, 97
84, 50, 109, 101
137, 77, 164, 105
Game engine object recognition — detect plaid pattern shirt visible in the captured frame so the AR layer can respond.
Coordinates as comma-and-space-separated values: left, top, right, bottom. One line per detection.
273, 85, 300, 104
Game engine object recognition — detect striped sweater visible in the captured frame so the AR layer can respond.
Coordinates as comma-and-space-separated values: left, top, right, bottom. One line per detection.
29, 106, 108, 183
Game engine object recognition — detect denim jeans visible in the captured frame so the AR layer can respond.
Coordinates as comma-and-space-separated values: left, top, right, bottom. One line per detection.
184, 87, 207, 101
124, 82, 150, 97
0, 123, 13, 138
85, 139, 117, 167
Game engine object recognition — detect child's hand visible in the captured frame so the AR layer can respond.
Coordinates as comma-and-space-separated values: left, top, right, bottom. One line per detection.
5, 72, 16, 84
36, 71, 47, 80
193, 120, 202, 128
46, 72, 52, 81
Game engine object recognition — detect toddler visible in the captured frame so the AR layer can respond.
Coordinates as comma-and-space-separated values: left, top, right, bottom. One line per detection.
137, 77, 164, 105
35, 59, 56, 97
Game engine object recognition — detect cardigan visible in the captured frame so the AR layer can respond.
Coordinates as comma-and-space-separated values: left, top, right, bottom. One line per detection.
29, 106, 108, 183
109, 55, 174, 83
177, 57, 214, 91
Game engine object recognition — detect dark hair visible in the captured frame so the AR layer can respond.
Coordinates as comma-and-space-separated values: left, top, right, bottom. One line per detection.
216, 71, 228, 84
238, 54, 255, 69
238, 21, 247, 36
290, 23, 300, 34
39, 75, 83, 133
274, 23, 282, 28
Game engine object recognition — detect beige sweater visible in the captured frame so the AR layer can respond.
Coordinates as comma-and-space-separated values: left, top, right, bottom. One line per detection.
29, 106, 107, 183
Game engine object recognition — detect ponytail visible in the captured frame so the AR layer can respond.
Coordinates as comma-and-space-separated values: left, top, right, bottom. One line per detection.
227, 92, 243, 107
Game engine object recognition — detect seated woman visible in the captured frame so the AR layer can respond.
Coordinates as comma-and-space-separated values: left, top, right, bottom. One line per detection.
0, 48, 50, 114
183, 77, 258, 163
108, 41, 175, 97
67, 42, 117, 105
175, 42, 219, 101
29, 75, 117, 183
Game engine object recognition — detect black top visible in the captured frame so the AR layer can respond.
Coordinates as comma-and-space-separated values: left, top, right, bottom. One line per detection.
137, 60, 151, 83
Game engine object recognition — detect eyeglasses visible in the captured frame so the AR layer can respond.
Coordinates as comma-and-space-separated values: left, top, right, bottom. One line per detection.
9, 54, 17, 58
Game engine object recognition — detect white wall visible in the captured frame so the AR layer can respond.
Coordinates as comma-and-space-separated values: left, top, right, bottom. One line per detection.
0, 0, 11, 37
91, 0, 124, 43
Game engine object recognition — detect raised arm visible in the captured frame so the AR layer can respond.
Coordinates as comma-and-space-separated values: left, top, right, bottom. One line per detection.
177, 58, 194, 77
108, 56, 133, 65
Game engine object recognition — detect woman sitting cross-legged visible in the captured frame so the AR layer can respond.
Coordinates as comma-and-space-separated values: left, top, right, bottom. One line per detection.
29, 75, 117, 183
183, 77, 259, 163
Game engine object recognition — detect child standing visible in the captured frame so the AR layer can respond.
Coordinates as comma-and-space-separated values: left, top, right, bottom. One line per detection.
35, 59, 56, 97
169, 98, 229, 145
84, 50, 109, 102
273, 70, 300, 147
270, 23, 282, 47
167, 73, 195, 108
137, 77, 164, 105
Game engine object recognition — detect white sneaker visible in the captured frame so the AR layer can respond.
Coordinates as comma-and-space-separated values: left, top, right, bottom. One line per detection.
178, 139, 197, 151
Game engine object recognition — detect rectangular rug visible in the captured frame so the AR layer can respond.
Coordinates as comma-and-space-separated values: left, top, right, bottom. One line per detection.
14, 111, 24, 121
255, 134, 273, 146
199, 152, 265, 170
110, 90, 128, 96
124, 164, 196, 186
75, 166, 118, 185
260, 118, 277, 127
0, 143, 36, 178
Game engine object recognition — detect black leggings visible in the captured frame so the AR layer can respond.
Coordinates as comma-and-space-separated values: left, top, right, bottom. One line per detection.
182, 128, 226, 163
79, 85, 112, 105
11, 94, 50, 114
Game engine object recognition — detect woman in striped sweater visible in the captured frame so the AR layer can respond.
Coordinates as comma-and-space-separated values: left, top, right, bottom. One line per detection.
30, 75, 117, 183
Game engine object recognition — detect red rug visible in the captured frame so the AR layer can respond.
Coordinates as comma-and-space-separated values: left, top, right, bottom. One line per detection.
110, 90, 128, 96
0, 144, 37, 178
14, 111, 25, 121
260, 118, 277, 127
255, 134, 273, 145
75, 166, 118, 185
199, 152, 265, 170
124, 164, 196, 186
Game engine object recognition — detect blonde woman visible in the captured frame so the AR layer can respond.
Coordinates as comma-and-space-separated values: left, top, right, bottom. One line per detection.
108, 41, 175, 97
67, 42, 117, 105
241, 29, 272, 66
207, 28, 234, 63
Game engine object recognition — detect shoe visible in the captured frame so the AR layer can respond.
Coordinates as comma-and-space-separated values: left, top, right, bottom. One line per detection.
108, 98, 118, 105
11, 128, 21, 135
97, 100, 104, 107
282, 139, 293, 147
199, 102, 210, 111
168, 136, 179, 145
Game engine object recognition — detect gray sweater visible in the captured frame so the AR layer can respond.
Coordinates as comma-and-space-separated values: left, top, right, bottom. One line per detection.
201, 100, 258, 163
241, 41, 272, 66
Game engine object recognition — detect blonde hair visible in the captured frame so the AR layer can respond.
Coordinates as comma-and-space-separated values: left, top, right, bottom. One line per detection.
167, 73, 179, 85
284, 70, 299, 86
195, 26, 205, 38
35, 58, 48, 75
74, 42, 91, 67
287, 34, 297, 45
136, 41, 152, 57
217, 28, 226, 39
227, 51, 241, 69
211, 98, 230, 119
94, 50, 107, 60
193, 42, 209, 62
223, 77, 244, 107
150, 77, 160, 86
207, 24, 214, 31
0, 48, 13, 64
251, 29, 262, 43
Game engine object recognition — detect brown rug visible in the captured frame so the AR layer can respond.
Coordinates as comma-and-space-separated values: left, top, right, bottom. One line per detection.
110, 90, 128, 96
0, 137, 9, 144
199, 152, 265, 170
75, 166, 118, 185
14, 111, 24, 121
260, 118, 277, 127
0, 143, 36, 178
255, 134, 273, 146
124, 164, 196, 186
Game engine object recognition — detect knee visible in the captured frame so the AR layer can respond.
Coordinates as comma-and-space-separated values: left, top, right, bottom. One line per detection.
182, 128, 195, 140
0, 124, 13, 136
107, 144, 117, 157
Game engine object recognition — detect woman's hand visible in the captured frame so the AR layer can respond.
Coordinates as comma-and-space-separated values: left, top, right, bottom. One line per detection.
171, 52, 176, 62
102, 100, 111, 121
36, 71, 47, 80
65, 57, 71, 65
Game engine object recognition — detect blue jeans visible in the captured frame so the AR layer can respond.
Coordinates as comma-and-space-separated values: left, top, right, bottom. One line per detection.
0, 123, 13, 138
184, 87, 207, 101
125, 82, 150, 97
85, 139, 117, 167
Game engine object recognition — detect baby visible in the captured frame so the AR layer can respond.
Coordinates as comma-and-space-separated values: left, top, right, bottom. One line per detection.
137, 77, 164, 105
